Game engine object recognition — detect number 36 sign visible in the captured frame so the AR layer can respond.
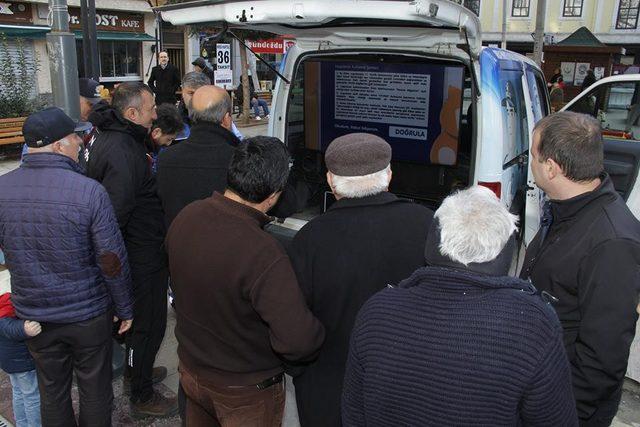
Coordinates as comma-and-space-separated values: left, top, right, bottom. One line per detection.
215, 43, 233, 89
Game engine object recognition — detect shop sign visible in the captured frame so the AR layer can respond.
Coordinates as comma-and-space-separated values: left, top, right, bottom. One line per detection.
247, 38, 295, 54
68, 8, 145, 33
0, 1, 33, 24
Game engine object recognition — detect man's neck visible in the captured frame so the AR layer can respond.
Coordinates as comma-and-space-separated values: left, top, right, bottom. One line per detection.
223, 190, 268, 213
549, 177, 602, 201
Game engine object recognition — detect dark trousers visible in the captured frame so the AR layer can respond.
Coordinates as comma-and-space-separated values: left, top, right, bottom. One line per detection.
26, 311, 113, 427
179, 365, 285, 427
126, 265, 169, 403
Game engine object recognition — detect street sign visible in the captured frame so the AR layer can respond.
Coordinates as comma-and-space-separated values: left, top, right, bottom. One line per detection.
214, 69, 233, 90
216, 43, 231, 70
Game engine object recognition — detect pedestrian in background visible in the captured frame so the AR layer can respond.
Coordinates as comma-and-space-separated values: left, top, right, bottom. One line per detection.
343, 186, 578, 426
289, 133, 434, 427
521, 111, 640, 427
0, 107, 133, 426
191, 57, 215, 84
148, 51, 181, 105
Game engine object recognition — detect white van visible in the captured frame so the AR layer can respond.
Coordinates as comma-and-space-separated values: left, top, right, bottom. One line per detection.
157, 0, 639, 245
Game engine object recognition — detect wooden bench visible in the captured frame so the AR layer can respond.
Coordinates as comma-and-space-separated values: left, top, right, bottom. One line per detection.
0, 117, 26, 146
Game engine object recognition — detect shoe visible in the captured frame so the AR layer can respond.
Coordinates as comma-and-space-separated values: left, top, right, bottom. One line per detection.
130, 390, 178, 419
255, 116, 262, 121
266, 114, 270, 119
123, 366, 168, 392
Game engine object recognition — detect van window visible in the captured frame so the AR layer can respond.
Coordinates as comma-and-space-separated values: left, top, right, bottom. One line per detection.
286, 53, 472, 212
567, 81, 640, 141
525, 67, 549, 123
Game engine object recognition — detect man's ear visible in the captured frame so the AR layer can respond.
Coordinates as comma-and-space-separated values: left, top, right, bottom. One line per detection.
123, 107, 137, 122
151, 128, 161, 140
326, 171, 334, 191
222, 112, 232, 130
547, 158, 561, 180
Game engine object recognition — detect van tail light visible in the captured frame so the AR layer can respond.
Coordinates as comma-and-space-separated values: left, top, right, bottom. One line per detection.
478, 181, 502, 199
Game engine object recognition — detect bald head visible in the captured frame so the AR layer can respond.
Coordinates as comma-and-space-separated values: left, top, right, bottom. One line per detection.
190, 85, 232, 129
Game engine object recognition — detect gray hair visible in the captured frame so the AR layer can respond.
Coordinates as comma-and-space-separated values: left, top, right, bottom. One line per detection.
111, 82, 153, 115
435, 186, 518, 265
190, 95, 232, 124
330, 165, 391, 199
182, 71, 210, 89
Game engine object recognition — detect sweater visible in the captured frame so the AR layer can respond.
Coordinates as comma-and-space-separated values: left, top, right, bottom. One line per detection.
342, 266, 578, 427
166, 192, 325, 385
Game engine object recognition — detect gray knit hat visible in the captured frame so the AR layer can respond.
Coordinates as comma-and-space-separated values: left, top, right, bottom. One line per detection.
325, 133, 392, 177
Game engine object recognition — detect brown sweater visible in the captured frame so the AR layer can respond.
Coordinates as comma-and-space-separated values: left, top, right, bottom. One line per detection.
166, 192, 325, 385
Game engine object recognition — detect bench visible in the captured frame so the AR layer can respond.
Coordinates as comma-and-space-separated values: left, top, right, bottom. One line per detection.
0, 117, 26, 146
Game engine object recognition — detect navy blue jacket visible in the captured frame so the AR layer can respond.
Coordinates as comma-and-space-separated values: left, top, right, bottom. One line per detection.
343, 266, 578, 426
0, 317, 34, 374
0, 153, 133, 323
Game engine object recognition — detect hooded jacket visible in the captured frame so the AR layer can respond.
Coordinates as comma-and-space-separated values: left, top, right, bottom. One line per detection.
520, 174, 640, 422
86, 103, 166, 269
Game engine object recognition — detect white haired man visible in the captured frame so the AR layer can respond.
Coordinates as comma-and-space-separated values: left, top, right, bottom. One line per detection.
288, 133, 434, 427
342, 186, 578, 426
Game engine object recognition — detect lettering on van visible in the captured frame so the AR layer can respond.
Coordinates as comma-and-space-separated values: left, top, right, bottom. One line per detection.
334, 69, 430, 128
389, 126, 428, 141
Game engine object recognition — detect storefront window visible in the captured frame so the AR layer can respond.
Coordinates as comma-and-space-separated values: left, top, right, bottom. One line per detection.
99, 41, 140, 77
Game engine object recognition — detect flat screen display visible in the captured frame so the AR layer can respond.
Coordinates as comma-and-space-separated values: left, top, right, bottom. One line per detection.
304, 60, 465, 165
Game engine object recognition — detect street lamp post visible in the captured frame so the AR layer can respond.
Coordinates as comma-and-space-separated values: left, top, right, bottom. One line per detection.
532, 0, 548, 66
47, 0, 81, 120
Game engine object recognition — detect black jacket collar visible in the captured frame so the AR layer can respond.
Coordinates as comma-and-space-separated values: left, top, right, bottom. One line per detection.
328, 191, 405, 211
188, 121, 240, 147
88, 102, 148, 144
549, 173, 617, 223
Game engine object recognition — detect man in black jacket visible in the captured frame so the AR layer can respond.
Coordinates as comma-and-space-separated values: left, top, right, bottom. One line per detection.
157, 85, 240, 226
288, 133, 434, 427
148, 51, 181, 105
86, 82, 178, 418
521, 111, 640, 427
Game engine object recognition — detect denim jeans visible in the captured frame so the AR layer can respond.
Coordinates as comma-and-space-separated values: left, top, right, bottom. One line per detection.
251, 98, 270, 117
9, 369, 41, 427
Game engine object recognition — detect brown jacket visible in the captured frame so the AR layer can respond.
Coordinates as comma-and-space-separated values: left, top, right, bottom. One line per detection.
166, 192, 324, 385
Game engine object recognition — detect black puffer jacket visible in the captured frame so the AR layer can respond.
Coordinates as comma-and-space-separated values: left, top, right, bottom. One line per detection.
86, 103, 166, 269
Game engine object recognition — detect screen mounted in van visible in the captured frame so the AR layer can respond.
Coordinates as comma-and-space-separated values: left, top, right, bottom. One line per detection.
303, 60, 465, 166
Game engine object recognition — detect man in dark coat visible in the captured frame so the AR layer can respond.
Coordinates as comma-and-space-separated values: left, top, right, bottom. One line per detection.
157, 84, 240, 226
86, 82, 178, 418
191, 57, 216, 84
343, 186, 578, 426
520, 111, 640, 427
0, 107, 133, 426
289, 133, 434, 427
148, 51, 181, 105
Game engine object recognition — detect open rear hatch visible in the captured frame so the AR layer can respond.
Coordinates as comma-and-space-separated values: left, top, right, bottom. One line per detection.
156, 0, 482, 57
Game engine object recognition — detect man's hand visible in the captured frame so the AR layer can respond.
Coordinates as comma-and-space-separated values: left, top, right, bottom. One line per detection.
24, 320, 41, 337
113, 316, 133, 335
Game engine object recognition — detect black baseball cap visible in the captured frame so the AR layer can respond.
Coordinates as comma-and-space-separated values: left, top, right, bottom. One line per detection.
79, 78, 101, 100
23, 107, 93, 148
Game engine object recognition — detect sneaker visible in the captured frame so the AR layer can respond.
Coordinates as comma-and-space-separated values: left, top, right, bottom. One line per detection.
255, 116, 262, 121
266, 114, 270, 119
130, 390, 178, 419
123, 366, 168, 393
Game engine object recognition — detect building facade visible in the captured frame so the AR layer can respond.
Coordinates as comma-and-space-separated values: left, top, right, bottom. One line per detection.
455, 0, 639, 63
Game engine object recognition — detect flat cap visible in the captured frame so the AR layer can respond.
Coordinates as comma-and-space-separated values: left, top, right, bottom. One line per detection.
325, 133, 392, 176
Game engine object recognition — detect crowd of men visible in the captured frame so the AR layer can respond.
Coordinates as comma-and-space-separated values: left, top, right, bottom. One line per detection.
0, 50, 639, 427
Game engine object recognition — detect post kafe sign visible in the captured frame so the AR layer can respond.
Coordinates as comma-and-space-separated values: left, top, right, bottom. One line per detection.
0, 1, 33, 24
67, 8, 145, 33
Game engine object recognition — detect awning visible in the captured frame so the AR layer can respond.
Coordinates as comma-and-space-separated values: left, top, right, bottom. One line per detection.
73, 31, 156, 42
0, 24, 50, 38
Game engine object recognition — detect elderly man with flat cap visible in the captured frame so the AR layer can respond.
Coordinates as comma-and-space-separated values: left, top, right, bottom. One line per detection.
289, 133, 434, 427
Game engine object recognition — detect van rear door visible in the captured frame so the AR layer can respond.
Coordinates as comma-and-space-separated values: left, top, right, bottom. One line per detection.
562, 76, 640, 219
156, 0, 482, 56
